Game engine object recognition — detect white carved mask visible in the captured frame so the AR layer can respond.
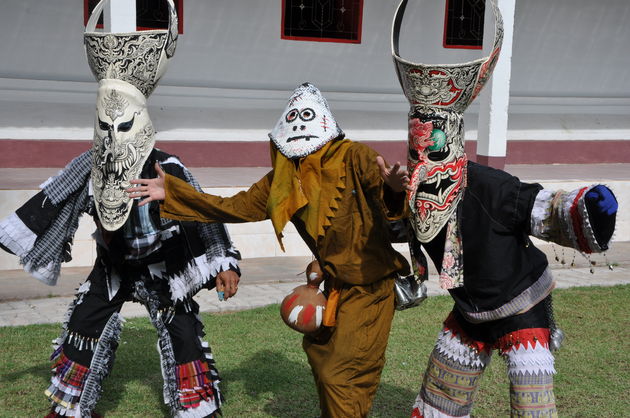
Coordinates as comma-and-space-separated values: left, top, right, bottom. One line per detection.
91, 79, 155, 231
269, 83, 343, 159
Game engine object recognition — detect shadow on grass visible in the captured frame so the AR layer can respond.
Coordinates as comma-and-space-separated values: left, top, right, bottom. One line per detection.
221, 349, 418, 417
98, 325, 170, 417
222, 349, 319, 416
2, 360, 55, 416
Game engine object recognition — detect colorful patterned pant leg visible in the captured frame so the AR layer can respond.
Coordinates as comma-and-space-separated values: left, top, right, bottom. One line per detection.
165, 303, 223, 417
46, 263, 125, 416
46, 263, 223, 417
412, 322, 492, 417
498, 329, 557, 417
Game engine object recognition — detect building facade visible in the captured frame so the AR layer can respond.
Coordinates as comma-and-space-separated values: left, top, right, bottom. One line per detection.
0, 0, 628, 168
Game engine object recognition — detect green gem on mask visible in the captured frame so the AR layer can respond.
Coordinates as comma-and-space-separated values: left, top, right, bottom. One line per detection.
428, 129, 446, 151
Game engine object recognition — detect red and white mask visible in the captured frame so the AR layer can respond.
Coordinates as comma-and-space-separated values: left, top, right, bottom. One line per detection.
392, 0, 503, 242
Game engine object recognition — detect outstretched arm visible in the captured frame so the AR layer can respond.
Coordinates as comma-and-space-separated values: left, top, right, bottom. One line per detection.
530, 184, 618, 253
128, 162, 271, 224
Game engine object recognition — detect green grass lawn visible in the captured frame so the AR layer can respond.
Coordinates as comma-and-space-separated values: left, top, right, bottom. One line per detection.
1, 285, 628, 417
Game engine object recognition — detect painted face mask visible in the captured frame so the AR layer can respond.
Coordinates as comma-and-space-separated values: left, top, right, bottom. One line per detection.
83, 0, 178, 230
392, 0, 503, 242
269, 83, 344, 159
92, 80, 155, 231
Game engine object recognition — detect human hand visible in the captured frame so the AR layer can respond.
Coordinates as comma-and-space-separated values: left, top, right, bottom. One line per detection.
216, 270, 240, 301
127, 162, 166, 207
376, 156, 412, 193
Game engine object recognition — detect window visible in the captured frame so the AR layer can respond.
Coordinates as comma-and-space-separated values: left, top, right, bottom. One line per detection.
443, 0, 485, 49
84, 0, 184, 34
282, 0, 364, 44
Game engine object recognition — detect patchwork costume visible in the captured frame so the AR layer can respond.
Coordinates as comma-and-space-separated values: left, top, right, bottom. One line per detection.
391, 1, 618, 417
156, 83, 411, 417
0, 1, 240, 416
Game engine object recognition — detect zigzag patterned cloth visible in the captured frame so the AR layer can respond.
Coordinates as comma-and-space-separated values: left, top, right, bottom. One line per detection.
412, 313, 557, 418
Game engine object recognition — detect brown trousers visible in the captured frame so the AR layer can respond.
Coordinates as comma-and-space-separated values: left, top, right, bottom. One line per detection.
303, 277, 395, 418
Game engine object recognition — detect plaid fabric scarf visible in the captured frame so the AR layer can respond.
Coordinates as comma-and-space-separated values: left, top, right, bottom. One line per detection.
22, 151, 92, 285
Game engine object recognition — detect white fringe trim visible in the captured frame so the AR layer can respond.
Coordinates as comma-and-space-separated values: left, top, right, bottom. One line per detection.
168, 255, 239, 303
435, 329, 491, 369
157, 340, 173, 406
24, 259, 58, 286
503, 340, 556, 376
52, 403, 79, 417
412, 397, 463, 418
0, 212, 37, 256
49, 375, 84, 398
174, 397, 219, 418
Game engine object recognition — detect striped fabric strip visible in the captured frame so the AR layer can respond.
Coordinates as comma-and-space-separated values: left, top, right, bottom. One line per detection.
569, 187, 590, 253
459, 268, 554, 323
510, 372, 557, 417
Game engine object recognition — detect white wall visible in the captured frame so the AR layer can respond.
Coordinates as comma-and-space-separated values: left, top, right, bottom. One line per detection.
0, 0, 628, 142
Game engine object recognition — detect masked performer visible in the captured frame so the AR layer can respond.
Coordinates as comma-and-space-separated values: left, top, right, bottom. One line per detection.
390, 1, 618, 417
392, 0, 617, 417
0, 1, 240, 416
129, 82, 412, 417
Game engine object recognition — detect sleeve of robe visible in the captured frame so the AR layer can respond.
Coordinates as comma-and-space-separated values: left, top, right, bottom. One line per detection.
160, 170, 273, 224
529, 184, 617, 253
352, 144, 407, 221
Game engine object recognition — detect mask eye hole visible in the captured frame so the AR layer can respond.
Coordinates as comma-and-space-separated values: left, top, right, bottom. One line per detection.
98, 118, 112, 131
299, 108, 316, 121
117, 116, 135, 133
286, 109, 299, 123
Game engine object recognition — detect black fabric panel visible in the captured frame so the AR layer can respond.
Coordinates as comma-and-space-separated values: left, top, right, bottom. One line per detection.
15, 191, 63, 236
447, 162, 548, 312
165, 301, 205, 364
64, 261, 126, 366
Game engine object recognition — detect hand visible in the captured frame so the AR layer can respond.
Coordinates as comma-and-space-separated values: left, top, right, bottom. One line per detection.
376, 156, 412, 193
586, 185, 618, 216
127, 162, 166, 207
216, 270, 240, 301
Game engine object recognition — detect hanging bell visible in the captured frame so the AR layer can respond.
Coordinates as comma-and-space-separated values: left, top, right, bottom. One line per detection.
549, 327, 565, 352
280, 260, 327, 334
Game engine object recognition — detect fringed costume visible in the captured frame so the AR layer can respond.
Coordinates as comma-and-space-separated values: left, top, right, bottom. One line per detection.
391, 1, 618, 417
0, 1, 240, 416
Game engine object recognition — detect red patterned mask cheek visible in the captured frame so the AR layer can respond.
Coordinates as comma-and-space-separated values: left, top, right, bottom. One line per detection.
413, 156, 467, 220
408, 118, 435, 155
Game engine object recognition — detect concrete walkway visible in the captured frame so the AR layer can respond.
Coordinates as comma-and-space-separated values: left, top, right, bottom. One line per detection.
1, 243, 629, 327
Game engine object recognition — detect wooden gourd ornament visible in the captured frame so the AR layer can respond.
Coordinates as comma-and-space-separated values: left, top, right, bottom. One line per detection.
280, 260, 327, 334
